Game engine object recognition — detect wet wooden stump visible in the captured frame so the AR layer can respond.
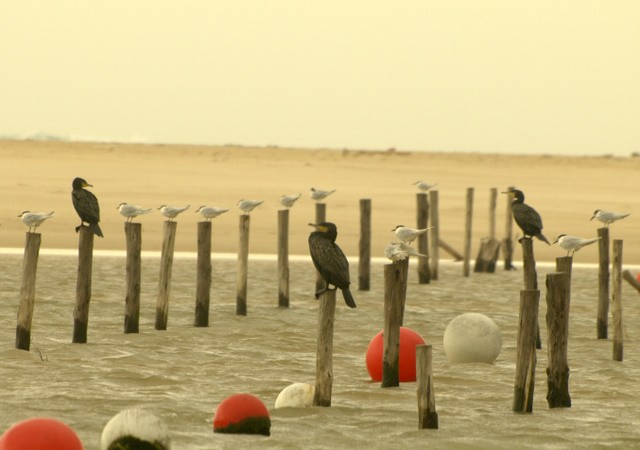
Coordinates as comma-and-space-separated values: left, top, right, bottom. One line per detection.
429, 190, 439, 280
513, 289, 539, 413
195, 221, 212, 326
416, 344, 438, 429
16, 232, 41, 350
73, 226, 94, 343
313, 289, 336, 407
463, 188, 474, 277
358, 199, 371, 291
521, 238, 541, 349
124, 222, 141, 334
597, 227, 610, 339
612, 240, 623, 361
155, 221, 177, 330
382, 259, 408, 387
277, 210, 290, 307
416, 193, 430, 284
545, 272, 571, 408
236, 214, 250, 316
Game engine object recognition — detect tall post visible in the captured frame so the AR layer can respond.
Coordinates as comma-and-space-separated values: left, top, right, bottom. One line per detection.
429, 190, 439, 280
489, 187, 497, 240
73, 226, 94, 343
315, 203, 327, 294
513, 289, 539, 413
545, 272, 571, 408
416, 193, 430, 283
522, 239, 541, 349
612, 240, 623, 361
16, 232, 41, 350
313, 289, 336, 407
195, 221, 212, 326
124, 222, 142, 334
416, 344, 438, 429
155, 221, 177, 330
278, 210, 290, 307
597, 227, 610, 339
358, 199, 371, 291
237, 214, 250, 316
502, 186, 515, 270
463, 188, 474, 277
382, 260, 408, 387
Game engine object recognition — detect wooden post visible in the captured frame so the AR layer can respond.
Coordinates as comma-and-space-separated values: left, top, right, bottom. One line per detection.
502, 185, 515, 270
236, 214, 250, 316
155, 221, 177, 330
124, 222, 142, 334
277, 210, 290, 307
513, 289, 539, 413
315, 203, 327, 294
429, 190, 439, 280
195, 221, 212, 326
416, 193, 430, 284
545, 272, 571, 408
438, 239, 464, 261
382, 260, 408, 387
313, 289, 336, 407
597, 227, 609, 339
73, 226, 94, 343
358, 199, 371, 291
474, 188, 501, 273
612, 240, 623, 361
521, 238, 541, 349
16, 232, 41, 350
463, 188, 474, 277
416, 344, 438, 429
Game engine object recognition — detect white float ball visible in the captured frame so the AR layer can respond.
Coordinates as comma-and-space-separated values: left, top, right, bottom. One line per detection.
275, 382, 315, 409
101, 408, 171, 450
443, 313, 502, 363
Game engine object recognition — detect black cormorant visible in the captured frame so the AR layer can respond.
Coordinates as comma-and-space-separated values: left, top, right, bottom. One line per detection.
504, 188, 549, 245
308, 222, 356, 308
72, 177, 103, 237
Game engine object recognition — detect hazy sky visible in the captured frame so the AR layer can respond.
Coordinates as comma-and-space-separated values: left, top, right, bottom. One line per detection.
2, 1, 639, 155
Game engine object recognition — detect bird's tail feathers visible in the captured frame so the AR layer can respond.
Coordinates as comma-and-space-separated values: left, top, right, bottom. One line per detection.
537, 233, 551, 245
342, 288, 357, 308
91, 223, 104, 238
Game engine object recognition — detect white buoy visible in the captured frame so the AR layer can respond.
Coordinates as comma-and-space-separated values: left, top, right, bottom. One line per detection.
274, 382, 315, 409
101, 408, 171, 450
443, 313, 502, 363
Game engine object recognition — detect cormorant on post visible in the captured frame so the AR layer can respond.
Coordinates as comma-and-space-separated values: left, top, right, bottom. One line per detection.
503, 187, 550, 245
72, 177, 103, 237
308, 222, 356, 308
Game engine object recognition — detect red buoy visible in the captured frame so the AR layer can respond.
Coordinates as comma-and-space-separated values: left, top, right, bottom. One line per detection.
213, 394, 271, 436
636, 272, 640, 283
366, 327, 426, 382
0, 417, 83, 450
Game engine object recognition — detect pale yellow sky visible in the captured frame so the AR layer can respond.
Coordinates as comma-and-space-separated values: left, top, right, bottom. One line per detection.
1, 1, 639, 155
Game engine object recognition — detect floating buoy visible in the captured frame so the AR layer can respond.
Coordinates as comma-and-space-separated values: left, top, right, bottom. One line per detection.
0, 417, 83, 450
365, 327, 426, 382
443, 312, 502, 363
213, 394, 271, 436
274, 383, 315, 409
636, 272, 640, 283
100, 408, 170, 450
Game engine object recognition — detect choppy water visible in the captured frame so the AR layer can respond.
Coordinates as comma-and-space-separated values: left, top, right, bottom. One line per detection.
0, 251, 639, 449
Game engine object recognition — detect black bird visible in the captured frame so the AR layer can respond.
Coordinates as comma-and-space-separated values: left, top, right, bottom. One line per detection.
503, 188, 550, 245
308, 222, 356, 308
71, 177, 103, 237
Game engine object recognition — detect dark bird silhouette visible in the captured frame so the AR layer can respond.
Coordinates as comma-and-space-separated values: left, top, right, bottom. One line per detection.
71, 177, 103, 237
503, 188, 550, 245
308, 222, 356, 308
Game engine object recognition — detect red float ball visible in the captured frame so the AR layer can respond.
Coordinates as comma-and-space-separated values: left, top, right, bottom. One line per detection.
366, 326, 426, 382
213, 394, 271, 436
636, 272, 640, 283
0, 417, 83, 450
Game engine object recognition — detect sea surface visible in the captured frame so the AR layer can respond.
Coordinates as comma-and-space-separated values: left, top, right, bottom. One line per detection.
0, 251, 639, 449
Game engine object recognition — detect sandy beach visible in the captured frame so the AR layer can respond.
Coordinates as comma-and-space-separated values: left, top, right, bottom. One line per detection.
1, 140, 638, 264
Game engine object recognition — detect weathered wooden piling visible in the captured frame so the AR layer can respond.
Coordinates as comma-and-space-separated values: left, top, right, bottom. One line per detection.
463, 188, 474, 277
429, 190, 439, 280
438, 239, 463, 261
513, 289, 539, 413
612, 240, 623, 361
545, 272, 571, 408
315, 203, 327, 294
73, 226, 94, 343
195, 221, 212, 326
416, 193, 430, 284
124, 222, 142, 334
597, 227, 609, 339
236, 214, 250, 316
474, 188, 501, 273
358, 199, 371, 291
15, 232, 41, 350
382, 259, 409, 387
521, 239, 541, 349
416, 344, 438, 429
277, 210, 290, 307
313, 289, 336, 407
502, 185, 515, 270
155, 221, 177, 330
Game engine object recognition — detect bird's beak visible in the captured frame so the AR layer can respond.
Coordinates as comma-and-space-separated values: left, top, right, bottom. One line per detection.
553, 238, 559, 244
589, 215, 595, 221
83, 182, 93, 188
308, 223, 318, 229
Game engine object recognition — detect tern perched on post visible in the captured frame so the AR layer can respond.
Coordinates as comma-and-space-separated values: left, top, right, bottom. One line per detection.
310, 187, 335, 202
280, 193, 301, 209
414, 181, 438, 191
158, 204, 190, 221
392, 225, 434, 244
553, 234, 601, 256
590, 210, 630, 228
195, 206, 229, 221
18, 211, 54, 232
238, 199, 263, 215
118, 203, 152, 222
